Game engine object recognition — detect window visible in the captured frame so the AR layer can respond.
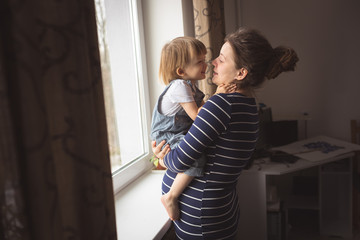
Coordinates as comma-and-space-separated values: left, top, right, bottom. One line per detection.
95, 0, 152, 193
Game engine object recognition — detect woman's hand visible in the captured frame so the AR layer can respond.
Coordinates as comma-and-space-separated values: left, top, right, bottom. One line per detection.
151, 140, 170, 168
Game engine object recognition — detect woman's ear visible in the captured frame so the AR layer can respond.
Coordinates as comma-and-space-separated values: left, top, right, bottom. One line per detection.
176, 67, 185, 77
235, 68, 248, 80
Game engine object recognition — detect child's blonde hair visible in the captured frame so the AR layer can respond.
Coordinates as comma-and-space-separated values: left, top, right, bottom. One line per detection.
159, 36, 207, 85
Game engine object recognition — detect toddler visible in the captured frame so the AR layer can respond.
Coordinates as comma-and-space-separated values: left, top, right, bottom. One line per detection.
150, 36, 234, 220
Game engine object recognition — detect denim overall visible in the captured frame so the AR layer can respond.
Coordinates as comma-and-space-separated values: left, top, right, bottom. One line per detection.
150, 80, 206, 176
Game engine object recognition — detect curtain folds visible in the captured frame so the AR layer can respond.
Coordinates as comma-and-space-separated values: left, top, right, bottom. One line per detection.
193, 0, 226, 100
0, 1, 117, 239
0, 49, 30, 240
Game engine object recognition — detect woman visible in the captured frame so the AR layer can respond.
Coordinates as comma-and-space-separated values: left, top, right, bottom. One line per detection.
153, 27, 299, 239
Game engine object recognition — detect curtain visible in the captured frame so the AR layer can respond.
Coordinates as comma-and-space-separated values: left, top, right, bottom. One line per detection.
193, 0, 226, 100
0, 0, 117, 239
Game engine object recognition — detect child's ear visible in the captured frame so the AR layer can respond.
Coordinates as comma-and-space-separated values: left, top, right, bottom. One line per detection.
235, 68, 248, 80
176, 67, 185, 77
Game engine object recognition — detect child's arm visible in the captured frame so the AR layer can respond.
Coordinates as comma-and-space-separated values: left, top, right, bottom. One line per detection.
180, 84, 235, 121
180, 101, 199, 121
196, 100, 205, 115
182, 84, 236, 120
215, 83, 236, 94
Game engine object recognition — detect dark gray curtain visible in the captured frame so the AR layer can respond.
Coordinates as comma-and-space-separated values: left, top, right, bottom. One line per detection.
0, 0, 117, 239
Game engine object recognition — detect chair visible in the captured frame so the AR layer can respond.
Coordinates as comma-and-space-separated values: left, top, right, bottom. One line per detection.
351, 120, 360, 230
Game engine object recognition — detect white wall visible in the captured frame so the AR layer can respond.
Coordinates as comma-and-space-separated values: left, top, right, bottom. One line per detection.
143, 1, 360, 142
226, 0, 360, 141
142, 0, 188, 111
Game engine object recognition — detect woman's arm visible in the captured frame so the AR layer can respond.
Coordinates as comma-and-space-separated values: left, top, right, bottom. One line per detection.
163, 94, 231, 173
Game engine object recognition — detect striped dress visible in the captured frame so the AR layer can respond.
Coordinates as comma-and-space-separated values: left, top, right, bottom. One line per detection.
162, 93, 259, 239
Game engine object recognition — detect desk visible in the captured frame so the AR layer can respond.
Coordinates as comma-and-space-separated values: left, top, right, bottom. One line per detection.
236, 151, 354, 240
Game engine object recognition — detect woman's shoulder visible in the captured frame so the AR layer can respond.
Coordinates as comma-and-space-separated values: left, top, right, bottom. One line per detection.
212, 92, 256, 104
208, 92, 243, 103
206, 93, 257, 114
203, 94, 232, 114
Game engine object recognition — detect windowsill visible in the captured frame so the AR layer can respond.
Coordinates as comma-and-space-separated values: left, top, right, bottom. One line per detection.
114, 169, 171, 239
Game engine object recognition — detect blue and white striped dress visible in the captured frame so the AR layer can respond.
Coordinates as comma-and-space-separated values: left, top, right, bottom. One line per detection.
162, 93, 259, 239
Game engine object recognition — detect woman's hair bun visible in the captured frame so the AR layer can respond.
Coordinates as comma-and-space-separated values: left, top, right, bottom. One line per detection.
266, 46, 299, 79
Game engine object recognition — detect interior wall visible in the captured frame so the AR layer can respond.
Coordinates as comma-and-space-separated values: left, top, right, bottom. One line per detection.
142, 0, 186, 111
143, 1, 360, 142
226, 0, 360, 141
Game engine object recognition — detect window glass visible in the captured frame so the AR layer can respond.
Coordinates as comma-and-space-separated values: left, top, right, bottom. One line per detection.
95, 0, 151, 185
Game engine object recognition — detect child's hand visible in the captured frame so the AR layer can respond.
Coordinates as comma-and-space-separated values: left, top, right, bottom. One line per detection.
215, 83, 236, 94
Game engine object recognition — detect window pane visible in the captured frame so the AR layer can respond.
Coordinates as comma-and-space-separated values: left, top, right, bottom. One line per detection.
95, 0, 147, 173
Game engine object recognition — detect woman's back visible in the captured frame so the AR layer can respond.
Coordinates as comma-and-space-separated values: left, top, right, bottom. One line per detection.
162, 92, 259, 239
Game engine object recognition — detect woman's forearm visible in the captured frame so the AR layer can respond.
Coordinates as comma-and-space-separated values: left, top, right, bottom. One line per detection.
163, 95, 230, 173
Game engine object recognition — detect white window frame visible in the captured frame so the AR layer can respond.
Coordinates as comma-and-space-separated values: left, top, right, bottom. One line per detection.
100, 0, 153, 194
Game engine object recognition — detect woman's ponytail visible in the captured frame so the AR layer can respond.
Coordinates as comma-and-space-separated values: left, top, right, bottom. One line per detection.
266, 46, 299, 79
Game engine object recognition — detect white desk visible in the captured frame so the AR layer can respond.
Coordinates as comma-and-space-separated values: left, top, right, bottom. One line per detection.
236, 152, 354, 240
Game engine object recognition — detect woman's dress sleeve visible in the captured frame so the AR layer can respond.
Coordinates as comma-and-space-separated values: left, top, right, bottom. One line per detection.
163, 94, 231, 173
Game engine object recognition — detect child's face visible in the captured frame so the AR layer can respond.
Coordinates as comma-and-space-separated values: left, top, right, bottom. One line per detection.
182, 54, 207, 81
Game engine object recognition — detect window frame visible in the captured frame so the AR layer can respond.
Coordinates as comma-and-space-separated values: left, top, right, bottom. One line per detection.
100, 0, 153, 194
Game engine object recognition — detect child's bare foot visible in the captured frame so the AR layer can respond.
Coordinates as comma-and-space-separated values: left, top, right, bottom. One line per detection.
161, 193, 180, 220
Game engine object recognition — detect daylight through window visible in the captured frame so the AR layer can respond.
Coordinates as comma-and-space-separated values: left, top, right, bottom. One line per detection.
95, 0, 151, 177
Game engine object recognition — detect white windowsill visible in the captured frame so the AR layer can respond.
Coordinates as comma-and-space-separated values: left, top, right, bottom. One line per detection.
115, 169, 171, 239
